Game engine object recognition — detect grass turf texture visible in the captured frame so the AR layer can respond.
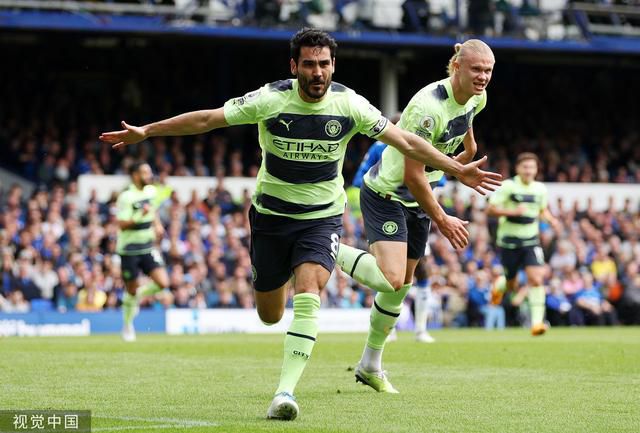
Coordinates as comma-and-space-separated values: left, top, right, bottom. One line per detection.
2, 328, 639, 433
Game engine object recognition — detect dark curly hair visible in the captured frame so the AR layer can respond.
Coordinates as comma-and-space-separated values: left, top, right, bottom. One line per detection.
290, 27, 337, 63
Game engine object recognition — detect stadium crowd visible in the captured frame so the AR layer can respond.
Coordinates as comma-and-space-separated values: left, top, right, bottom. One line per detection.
1, 27, 638, 329
1, 166, 638, 327
18, 0, 572, 37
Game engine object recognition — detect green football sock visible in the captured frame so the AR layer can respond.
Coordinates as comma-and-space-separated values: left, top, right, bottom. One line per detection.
122, 292, 138, 327
137, 281, 162, 298
275, 293, 321, 395
528, 286, 546, 326
361, 283, 411, 372
337, 244, 395, 293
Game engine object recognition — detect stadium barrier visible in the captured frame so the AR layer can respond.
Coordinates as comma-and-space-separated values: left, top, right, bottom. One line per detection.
0, 311, 165, 337
78, 174, 256, 204
0, 309, 382, 336
80, 175, 639, 211
165, 308, 372, 335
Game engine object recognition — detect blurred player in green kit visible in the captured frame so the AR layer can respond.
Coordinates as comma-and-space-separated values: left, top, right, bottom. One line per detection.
488, 152, 560, 336
116, 162, 170, 342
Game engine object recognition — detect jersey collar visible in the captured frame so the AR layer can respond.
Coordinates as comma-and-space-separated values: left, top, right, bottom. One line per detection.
444, 78, 467, 108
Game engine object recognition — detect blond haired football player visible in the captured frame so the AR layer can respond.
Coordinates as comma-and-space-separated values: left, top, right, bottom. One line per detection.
336, 40, 497, 392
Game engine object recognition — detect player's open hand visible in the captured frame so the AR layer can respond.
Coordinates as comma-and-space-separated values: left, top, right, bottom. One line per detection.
438, 215, 470, 250
457, 156, 502, 195
99, 121, 146, 149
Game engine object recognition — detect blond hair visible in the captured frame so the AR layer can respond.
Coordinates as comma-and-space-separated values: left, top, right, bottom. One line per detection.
447, 39, 493, 76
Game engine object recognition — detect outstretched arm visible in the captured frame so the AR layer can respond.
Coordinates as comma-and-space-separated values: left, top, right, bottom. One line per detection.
100, 108, 228, 149
404, 157, 470, 249
379, 123, 502, 195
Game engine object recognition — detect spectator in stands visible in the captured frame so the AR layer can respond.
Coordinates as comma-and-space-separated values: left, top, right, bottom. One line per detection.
468, 0, 494, 35
214, 287, 238, 308
12, 252, 41, 301
546, 277, 572, 326
1, 249, 15, 297
33, 258, 58, 301
467, 269, 490, 327
619, 261, 640, 324
550, 240, 577, 271
255, 0, 281, 26
591, 244, 617, 283
573, 272, 617, 325
76, 277, 108, 312
0, 290, 30, 313
402, 0, 430, 33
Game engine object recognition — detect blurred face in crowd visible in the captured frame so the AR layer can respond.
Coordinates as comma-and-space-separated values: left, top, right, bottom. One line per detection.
454, 48, 494, 99
516, 158, 538, 184
132, 163, 153, 188
291, 46, 335, 102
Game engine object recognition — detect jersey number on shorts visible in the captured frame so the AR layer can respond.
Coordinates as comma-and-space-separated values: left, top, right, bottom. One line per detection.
533, 247, 544, 265
151, 249, 164, 266
330, 233, 340, 260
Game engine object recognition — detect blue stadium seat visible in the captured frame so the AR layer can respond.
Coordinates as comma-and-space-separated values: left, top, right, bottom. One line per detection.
30, 299, 54, 312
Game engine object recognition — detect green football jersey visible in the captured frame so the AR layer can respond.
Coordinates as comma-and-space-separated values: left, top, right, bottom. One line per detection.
488, 175, 548, 249
365, 78, 486, 206
116, 184, 158, 255
223, 79, 390, 220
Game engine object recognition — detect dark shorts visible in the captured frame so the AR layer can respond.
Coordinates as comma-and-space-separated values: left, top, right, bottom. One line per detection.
499, 246, 545, 280
360, 183, 431, 260
120, 250, 164, 282
249, 206, 343, 292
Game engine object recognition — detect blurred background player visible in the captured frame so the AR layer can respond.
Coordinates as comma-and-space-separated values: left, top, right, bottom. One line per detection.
100, 28, 501, 422
487, 152, 560, 336
116, 162, 170, 342
336, 39, 497, 393
412, 253, 437, 342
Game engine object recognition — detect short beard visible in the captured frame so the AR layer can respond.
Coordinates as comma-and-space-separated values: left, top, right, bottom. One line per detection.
299, 73, 330, 100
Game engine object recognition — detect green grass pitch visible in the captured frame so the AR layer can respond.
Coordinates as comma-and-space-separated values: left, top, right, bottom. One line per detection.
2, 328, 639, 433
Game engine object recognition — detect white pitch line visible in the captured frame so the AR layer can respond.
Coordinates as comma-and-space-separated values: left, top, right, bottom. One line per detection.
92, 415, 219, 431
92, 425, 178, 432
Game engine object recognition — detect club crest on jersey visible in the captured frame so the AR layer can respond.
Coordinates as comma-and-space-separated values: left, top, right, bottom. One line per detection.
325, 120, 342, 138
382, 221, 398, 235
